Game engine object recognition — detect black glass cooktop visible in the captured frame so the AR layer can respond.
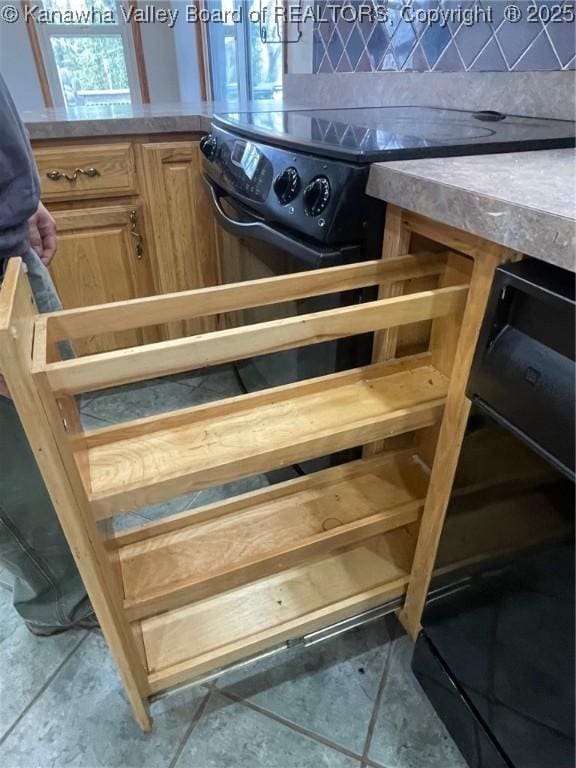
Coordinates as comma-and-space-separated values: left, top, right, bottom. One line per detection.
213, 106, 575, 163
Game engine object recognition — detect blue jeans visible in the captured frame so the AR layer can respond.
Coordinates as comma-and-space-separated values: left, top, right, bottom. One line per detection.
0, 249, 90, 626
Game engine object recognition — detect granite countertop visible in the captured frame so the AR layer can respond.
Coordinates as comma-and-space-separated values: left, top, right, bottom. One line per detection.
367, 149, 576, 272
23, 100, 288, 140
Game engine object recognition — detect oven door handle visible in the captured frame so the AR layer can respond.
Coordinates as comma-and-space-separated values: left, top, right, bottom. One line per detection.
201, 174, 360, 268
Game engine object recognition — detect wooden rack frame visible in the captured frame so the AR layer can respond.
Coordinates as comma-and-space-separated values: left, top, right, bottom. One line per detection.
0, 206, 516, 730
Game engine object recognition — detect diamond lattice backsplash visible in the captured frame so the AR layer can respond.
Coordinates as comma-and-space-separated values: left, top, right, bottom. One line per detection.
312, 1, 575, 73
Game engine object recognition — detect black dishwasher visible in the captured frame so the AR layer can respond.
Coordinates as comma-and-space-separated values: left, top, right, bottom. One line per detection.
412, 259, 575, 768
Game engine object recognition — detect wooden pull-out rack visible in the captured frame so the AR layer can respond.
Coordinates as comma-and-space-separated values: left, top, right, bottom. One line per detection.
0, 207, 516, 730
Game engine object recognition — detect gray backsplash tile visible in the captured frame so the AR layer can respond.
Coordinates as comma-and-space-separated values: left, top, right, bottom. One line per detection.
356, 49, 372, 70
340, 50, 355, 71
390, 17, 419, 67
433, 40, 465, 70
420, 19, 453, 66
454, 14, 494, 66
495, 8, 543, 67
514, 27, 563, 68
366, 21, 389, 68
319, 15, 334, 43
347, 25, 366, 68
327, 27, 345, 68
404, 41, 429, 70
338, 10, 354, 43
545, 17, 576, 64
443, 0, 477, 35
482, 0, 508, 27
312, 0, 575, 73
469, 36, 507, 70
380, 50, 399, 69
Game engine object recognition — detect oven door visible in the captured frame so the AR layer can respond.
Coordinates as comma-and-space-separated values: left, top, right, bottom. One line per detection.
203, 175, 374, 471
203, 174, 363, 269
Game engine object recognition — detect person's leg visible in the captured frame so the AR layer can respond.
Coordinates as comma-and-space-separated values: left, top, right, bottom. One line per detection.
0, 249, 91, 629
0, 396, 92, 627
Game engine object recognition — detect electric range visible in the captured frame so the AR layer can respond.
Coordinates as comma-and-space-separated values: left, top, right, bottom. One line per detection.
201, 106, 575, 255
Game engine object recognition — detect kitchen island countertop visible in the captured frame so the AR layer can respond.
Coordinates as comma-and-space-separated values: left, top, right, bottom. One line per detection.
367, 149, 575, 272
25, 102, 213, 139
23, 100, 282, 140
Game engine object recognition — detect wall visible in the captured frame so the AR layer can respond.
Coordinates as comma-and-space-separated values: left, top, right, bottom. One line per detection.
0, 15, 44, 111
311, 0, 575, 74
138, 2, 181, 103
173, 4, 203, 103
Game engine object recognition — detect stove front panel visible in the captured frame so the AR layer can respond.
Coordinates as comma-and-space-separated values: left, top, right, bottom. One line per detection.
201, 124, 382, 247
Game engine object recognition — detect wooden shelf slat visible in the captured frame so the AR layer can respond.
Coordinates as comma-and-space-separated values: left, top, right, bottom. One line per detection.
46, 252, 449, 343
42, 283, 466, 394
84, 358, 448, 518
141, 529, 416, 692
118, 451, 428, 620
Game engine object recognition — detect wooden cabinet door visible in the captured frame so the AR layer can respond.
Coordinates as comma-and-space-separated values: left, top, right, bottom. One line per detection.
139, 142, 220, 338
50, 204, 159, 356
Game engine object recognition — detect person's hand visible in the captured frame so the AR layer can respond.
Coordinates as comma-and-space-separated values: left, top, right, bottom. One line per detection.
0, 374, 10, 399
28, 202, 57, 267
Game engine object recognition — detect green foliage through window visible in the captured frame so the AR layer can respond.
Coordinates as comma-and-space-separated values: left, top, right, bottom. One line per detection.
51, 36, 130, 105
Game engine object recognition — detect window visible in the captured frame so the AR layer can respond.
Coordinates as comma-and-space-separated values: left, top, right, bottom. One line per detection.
206, 0, 283, 102
34, 0, 141, 108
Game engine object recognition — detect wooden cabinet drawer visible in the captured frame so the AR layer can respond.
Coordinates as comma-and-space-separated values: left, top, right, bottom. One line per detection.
35, 143, 137, 201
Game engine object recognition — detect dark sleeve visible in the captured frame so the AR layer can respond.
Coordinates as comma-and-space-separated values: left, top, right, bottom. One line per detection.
0, 74, 40, 260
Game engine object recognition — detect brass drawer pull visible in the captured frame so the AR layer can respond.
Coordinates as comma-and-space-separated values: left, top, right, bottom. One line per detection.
46, 167, 101, 182
129, 209, 144, 259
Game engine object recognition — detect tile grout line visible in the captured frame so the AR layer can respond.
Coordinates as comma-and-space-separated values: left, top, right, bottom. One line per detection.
217, 686, 365, 764
0, 631, 89, 748
81, 383, 242, 423
360, 625, 396, 766
171, 378, 210, 392
137, 491, 202, 522
511, 26, 547, 70
166, 685, 214, 768
541, 22, 564, 69
79, 410, 113, 426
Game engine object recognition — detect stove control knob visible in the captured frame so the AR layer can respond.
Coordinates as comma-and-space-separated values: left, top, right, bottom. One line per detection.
273, 167, 300, 205
200, 134, 218, 161
303, 176, 331, 217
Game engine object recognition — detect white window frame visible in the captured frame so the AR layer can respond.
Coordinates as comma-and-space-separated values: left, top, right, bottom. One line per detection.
205, 0, 284, 103
205, 1, 249, 103
34, 0, 141, 108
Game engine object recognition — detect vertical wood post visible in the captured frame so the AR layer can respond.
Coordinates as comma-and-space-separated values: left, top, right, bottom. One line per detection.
415, 252, 472, 469
399, 243, 513, 638
364, 205, 412, 458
